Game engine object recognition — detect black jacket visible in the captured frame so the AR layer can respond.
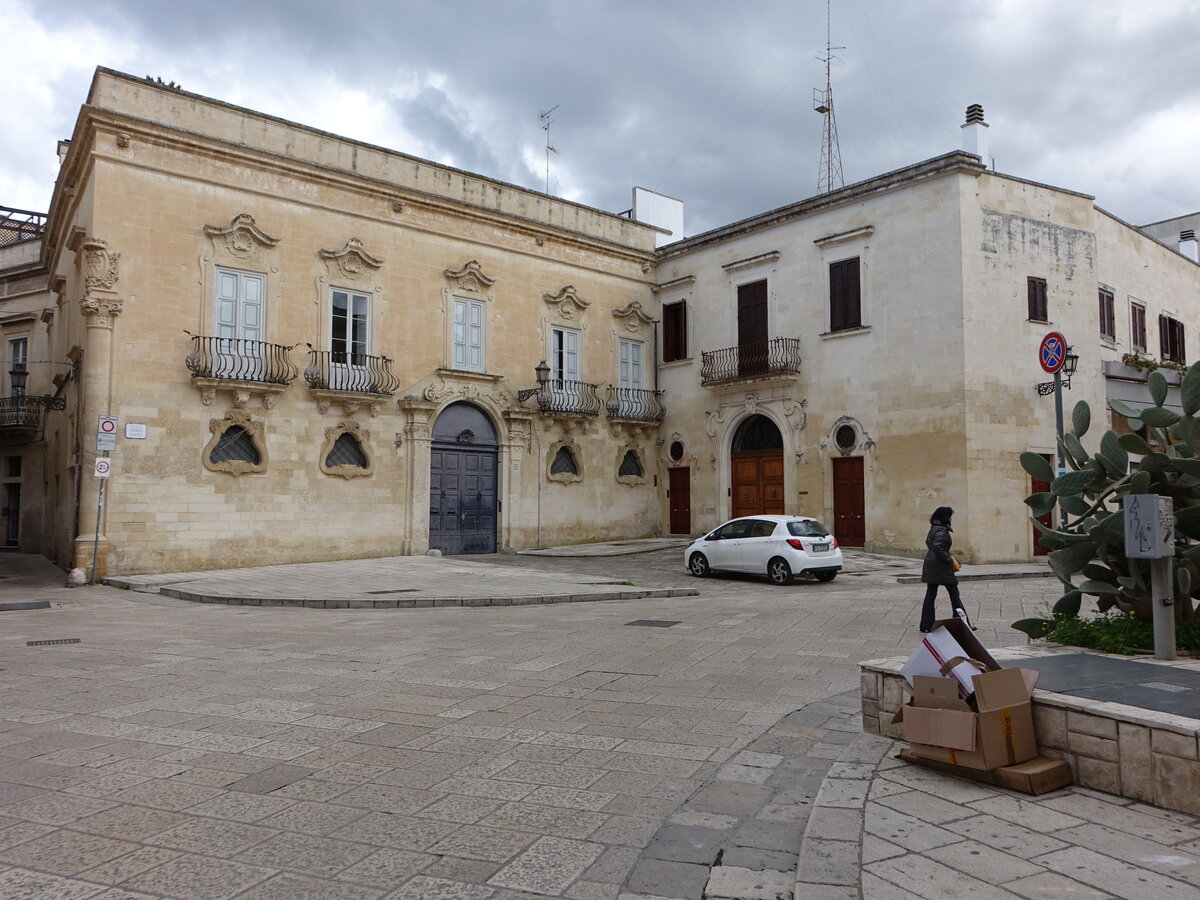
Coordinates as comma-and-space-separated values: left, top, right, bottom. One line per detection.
921, 522, 957, 585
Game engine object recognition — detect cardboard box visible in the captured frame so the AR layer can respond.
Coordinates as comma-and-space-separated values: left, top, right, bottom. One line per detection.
901, 618, 999, 698
894, 665, 1040, 771
899, 751, 1072, 795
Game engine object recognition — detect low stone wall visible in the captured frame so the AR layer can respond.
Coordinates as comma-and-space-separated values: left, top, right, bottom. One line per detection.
860, 647, 1200, 815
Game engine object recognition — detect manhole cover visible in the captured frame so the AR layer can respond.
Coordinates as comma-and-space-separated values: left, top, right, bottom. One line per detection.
26, 638, 81, 646
626, 619, 680, 628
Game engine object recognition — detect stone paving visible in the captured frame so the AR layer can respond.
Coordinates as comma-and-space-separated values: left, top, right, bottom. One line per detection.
1, 548, 1198, 899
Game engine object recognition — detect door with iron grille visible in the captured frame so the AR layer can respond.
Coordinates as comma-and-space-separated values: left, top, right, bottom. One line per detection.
429, 402, 498, 555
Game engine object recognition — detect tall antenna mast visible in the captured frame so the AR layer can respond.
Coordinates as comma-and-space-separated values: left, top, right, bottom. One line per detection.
813, 0, 844, 193
539, 105, 559, 194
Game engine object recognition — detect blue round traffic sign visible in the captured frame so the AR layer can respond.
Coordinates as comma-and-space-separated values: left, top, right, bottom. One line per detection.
1039, 332, 1067, 373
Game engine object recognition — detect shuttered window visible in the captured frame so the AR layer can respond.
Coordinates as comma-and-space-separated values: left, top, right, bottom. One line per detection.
453, 298, 485, 372
1027, 277, 1048, 322
1160, 314, 1186, 364
1098, 289, 1115, 341
829, 258, 860, 332
1130, 302, 1147, 352
663, 301, 687, 362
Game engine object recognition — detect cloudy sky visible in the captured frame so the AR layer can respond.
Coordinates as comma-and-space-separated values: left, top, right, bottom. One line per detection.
3, 0, 1198, 236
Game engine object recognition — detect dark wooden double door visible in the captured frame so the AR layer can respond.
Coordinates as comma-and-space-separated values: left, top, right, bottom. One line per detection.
429, 445, 497, 555
732, 451, 785, 519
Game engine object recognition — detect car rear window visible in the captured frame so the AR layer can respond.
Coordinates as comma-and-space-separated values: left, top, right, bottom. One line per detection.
787, 520, 828, 538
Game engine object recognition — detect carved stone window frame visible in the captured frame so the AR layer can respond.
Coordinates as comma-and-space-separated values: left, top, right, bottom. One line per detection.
203, 409, 268, 476
616, 444, 648, 487
200, 213, 281, 340
547, 439, 583, 484
441, 260, 497, 375
319, 421, 375, 479
317, 237, 384, 355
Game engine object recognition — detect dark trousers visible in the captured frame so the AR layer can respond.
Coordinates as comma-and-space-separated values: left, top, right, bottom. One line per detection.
920, 582, 965, 632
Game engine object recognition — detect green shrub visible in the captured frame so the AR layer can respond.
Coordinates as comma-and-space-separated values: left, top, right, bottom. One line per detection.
1044, 609, 1200, 655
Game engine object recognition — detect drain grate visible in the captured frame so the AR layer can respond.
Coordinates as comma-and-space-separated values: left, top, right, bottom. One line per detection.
26, 638, 81, 646
626, 619, 680, 628
365, 589, 419, 595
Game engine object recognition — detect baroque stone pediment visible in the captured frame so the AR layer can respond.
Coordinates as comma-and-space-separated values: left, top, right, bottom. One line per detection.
612, 301, 654, 333
444, 260, 495, 295
203, 213, 279, 260
320, 238, 383, 283
544, 285, 589, 320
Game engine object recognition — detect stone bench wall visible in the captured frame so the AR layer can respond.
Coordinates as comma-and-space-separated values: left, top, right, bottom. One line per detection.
860, 654, 1200, 816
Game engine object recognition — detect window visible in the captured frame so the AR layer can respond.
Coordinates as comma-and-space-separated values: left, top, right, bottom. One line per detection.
1160, 314, 1186, 365
619, 450, 643, 478
550, 326, 580, 384
331, 290, 369, 366
829, 258, 861, 332
6, 338, 27, 395
209, 425, 261, 465
1098, 289, 1115, 341
1027, 277, 1048, 322
663, 301, 687, 361
215, 268, 265, 341
619, 340, 643, 391
1130, 301, 1147, 352
203, 411, 268, 476
551, 446, 578, 476
453, 297, 485, 372
325, 432, 367, 469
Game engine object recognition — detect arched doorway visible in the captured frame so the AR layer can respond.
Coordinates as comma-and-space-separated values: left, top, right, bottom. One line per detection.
731, 415, 784, 519
430, 402, 499, 554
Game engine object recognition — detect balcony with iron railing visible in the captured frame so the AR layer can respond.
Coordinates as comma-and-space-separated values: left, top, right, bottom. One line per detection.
0, 396, 44, 433
700, 337, 802, 386
533, 380, 603, 417
0, 206, 47, 248
605, 386, 665, 423
184, 333, 299, 406
303, 348, 400, 395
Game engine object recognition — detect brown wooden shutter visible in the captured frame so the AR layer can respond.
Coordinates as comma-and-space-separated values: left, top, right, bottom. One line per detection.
830, 259, 860, 331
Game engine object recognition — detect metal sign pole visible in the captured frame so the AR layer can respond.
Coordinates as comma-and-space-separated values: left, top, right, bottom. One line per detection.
90, 475, 105, 586
1053, 369, 1067, 527
1151, 556, 1176, 661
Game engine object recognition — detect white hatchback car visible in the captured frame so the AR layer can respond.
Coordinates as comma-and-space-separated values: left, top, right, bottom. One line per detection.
684, 515, 843, 585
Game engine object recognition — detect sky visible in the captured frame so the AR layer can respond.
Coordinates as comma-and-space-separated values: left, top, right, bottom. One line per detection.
3, 0, 1198, 238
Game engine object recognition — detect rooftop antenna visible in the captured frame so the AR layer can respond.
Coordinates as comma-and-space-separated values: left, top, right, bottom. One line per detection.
813, 0, 844, 193
539, 105, 559, 194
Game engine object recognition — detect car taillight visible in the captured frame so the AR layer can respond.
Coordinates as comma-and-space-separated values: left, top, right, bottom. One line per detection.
786, 539, 805, 550
831, 537, 839, 549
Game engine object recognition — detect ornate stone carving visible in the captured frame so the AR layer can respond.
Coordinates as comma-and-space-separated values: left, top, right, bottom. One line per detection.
202, 409, 268, 477
783, 398, 808, 460
203, 213, 279, 260
115, 133, 131, 149
80, 297, 124, 327
612, 301, 654, 334
444, 260, 495, 294
544, 285, 590, 320
319, 421, 375, 479
319, 238, 383, 283
705, 408, 726, 441
82, 238, 120, 290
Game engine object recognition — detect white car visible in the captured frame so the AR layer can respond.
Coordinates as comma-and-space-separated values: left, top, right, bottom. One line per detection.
684, 515, 843, 585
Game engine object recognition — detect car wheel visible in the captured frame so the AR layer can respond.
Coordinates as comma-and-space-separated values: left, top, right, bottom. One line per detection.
767, 557, 793, 586
688, 553, 711, 578
814, 570, 837, 582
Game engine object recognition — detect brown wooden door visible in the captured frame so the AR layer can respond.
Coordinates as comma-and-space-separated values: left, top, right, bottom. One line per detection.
1031, 453, 1053, 556
668, 467, 691, 534
737, 280, 768, 376
731, 450, 785, 519
832, 457, 865, 547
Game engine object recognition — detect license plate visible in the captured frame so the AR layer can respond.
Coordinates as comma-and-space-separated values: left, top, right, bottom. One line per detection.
811, 543, 829, 552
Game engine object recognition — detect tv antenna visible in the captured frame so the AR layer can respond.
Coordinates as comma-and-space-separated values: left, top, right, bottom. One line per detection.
539, 105, 559, 194
813, 0, 844, 193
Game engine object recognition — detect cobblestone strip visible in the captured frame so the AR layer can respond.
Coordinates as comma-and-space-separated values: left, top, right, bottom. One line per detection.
620, 690, 862, 900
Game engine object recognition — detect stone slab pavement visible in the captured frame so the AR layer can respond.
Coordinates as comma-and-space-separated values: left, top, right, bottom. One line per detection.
1, 548, 1196, 900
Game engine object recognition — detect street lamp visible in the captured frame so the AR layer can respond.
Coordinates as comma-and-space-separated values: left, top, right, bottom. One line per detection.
7, 361, 67, 410
517, 360, 551, 403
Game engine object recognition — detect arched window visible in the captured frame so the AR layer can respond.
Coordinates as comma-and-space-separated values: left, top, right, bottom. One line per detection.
209, 425, 260, 465
732, 415, 783, 452
551, 446, 578, 476
325, 432, 367, 468
619, 450, 643, 478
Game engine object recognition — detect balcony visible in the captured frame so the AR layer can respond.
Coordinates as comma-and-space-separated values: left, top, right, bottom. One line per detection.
534, 380, 602, 417
304, 347, 400, 416
0, 396, 44, 437
700, 337, 802, 386
605, 387, 665, 423
185, 333, 298, 408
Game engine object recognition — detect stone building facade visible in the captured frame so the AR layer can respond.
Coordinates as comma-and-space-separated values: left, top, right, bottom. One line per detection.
3, 73, 1199, 574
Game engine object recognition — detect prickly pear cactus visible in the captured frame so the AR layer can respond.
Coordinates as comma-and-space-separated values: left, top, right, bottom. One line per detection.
1013, 366, 1200, 638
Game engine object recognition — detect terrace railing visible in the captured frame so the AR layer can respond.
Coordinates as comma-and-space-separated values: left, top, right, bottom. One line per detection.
700, 337, 801, 385
184, 334, 298, 385
0, 396, 44, 430
535, 380, 602, 416
605, 387, 665, 423
303, 348, 400, 395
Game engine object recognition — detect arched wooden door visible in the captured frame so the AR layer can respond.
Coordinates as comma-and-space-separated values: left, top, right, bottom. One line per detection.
429, 402, 499, 555
731, 415, 785, 519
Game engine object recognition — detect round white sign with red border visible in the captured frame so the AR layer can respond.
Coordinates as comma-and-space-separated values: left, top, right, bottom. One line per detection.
94, 459, 111, 477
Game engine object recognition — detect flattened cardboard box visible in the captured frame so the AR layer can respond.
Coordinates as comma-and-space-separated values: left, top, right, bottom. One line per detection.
894, 666, 1040, 771
902, 618, 1000, 698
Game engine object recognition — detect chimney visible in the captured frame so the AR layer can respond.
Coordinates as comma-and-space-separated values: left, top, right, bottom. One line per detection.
961, 104, 989, 165
57, 140, 71, 166
1181, 230, 1199, 263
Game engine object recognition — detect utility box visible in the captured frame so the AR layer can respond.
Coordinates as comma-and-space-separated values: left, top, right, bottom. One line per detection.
1124, 494, 1174, 559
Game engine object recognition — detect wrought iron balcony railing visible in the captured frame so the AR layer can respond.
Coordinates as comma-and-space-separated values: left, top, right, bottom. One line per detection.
606, 387, 665, 422
303, 347, 400, 395
700, 337, 802, 385
0, 396, 44, 430
185, 334, 298, 385
535, 380, 602, 416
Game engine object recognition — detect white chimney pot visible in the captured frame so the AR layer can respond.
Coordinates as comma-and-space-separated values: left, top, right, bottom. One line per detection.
961, 104, 989, 165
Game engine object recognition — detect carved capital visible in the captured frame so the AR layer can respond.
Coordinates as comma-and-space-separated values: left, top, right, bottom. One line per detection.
80, 296, 124, 327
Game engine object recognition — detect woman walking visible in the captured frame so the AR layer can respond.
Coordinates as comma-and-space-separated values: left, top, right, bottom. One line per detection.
919, 506, 970, 632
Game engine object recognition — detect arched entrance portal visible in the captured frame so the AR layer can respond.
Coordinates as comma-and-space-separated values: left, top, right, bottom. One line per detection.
731, 415, 784, 519
430, 402, 498, 554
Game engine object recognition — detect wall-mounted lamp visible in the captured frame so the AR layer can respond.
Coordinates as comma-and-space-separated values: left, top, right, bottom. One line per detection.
7, 362, 67, 410
517, 360, 551, 402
